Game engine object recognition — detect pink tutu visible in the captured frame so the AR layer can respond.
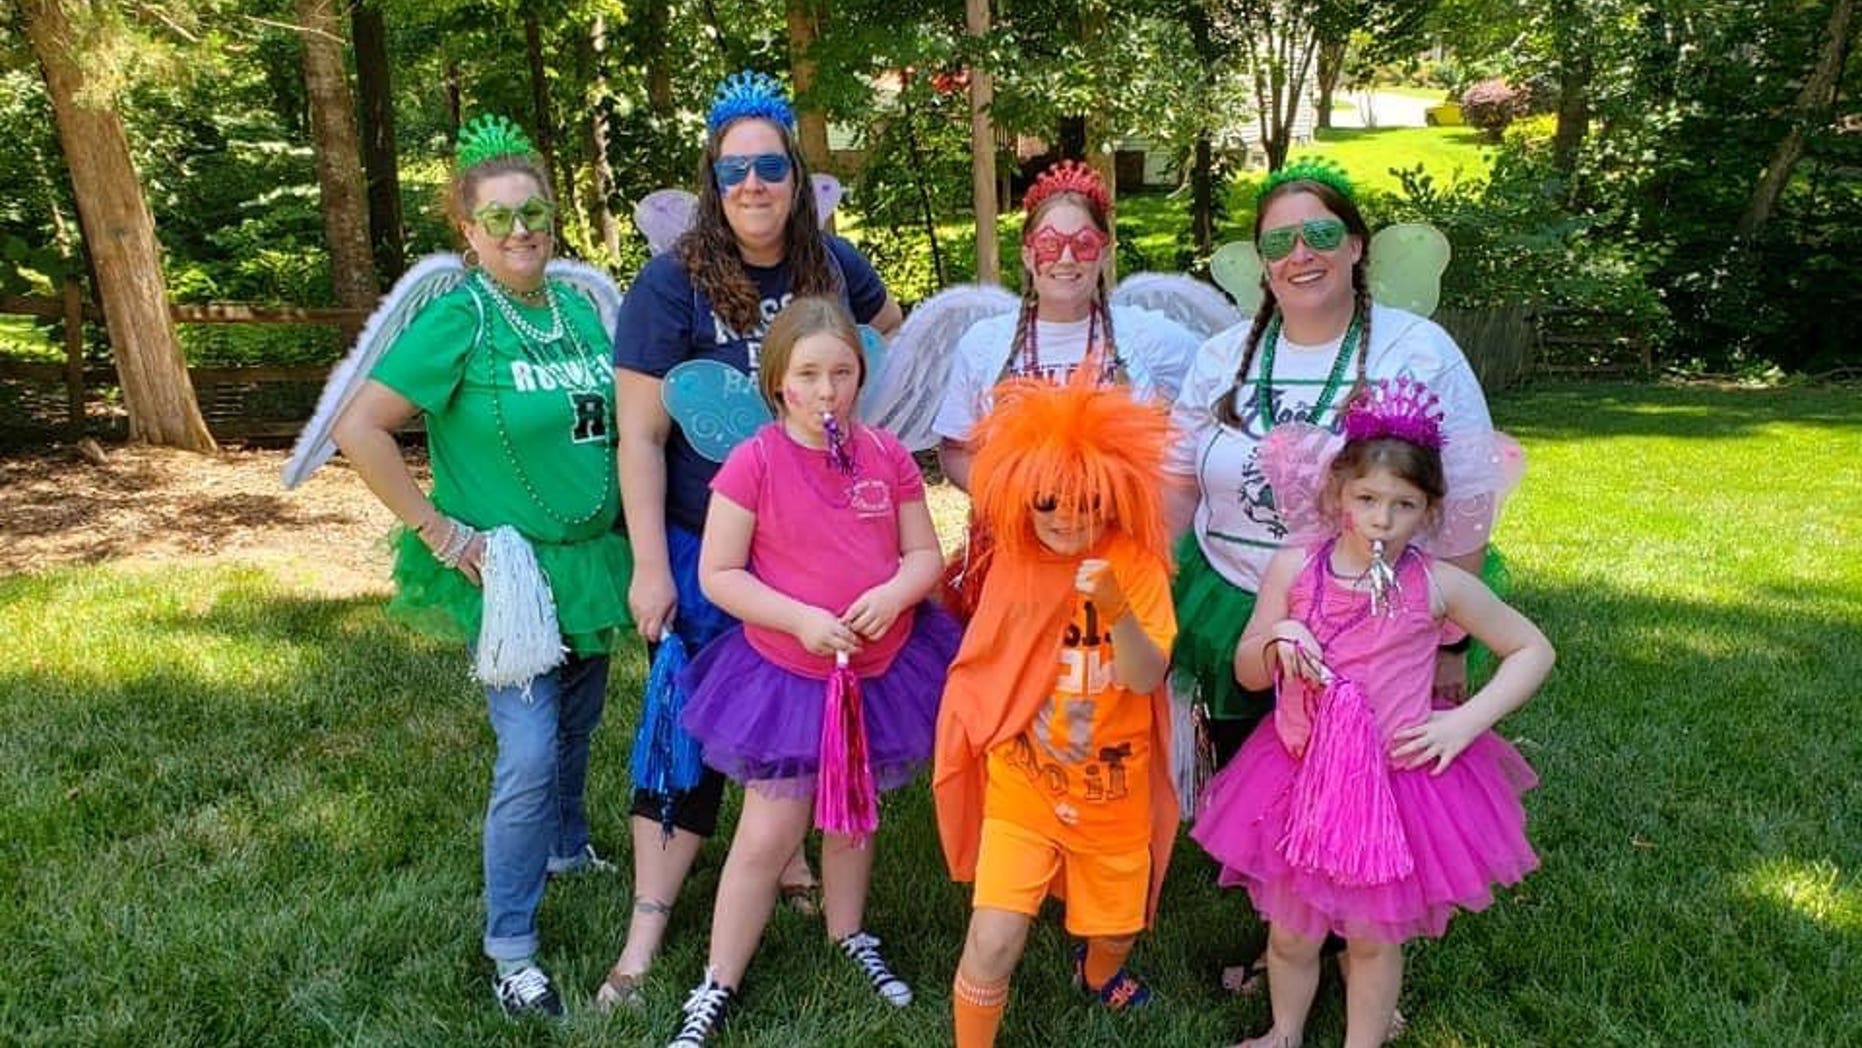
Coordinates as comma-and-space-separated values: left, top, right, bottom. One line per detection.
1192, 717, 1539, 943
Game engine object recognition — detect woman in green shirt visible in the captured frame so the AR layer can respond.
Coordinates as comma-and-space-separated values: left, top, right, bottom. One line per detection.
333, 118, 631, 1019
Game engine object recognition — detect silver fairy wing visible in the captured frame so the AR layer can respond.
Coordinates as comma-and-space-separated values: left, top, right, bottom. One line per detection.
635, 190, 697, 256
859, 283, 1020, 452
281, 253, 469, 489
1111, 272, 1242, 341
546, 258, 624, 340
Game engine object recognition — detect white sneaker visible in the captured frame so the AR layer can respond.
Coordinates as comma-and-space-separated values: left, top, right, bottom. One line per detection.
840, 931, 913, 1007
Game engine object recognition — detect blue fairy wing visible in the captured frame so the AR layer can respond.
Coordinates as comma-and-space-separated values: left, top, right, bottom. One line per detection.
661, 359, 772, 463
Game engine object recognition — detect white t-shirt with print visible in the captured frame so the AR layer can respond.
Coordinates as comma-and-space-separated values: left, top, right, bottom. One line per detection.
931, 305, 1199, 443
1165, 303, 1493, 592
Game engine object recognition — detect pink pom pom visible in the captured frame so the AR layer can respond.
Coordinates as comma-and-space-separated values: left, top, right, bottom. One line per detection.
815, 652, 879, 845
1280, 676, 1414, 886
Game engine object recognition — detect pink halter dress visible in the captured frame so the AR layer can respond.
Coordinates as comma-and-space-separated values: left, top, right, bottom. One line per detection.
1190, 541, 1539, 942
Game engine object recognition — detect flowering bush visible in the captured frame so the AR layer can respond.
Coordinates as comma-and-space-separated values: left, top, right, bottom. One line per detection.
1459, 78, 1528, 140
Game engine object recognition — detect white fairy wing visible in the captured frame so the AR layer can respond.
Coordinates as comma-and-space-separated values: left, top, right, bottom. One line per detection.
1431, 429, 1526, 556
1366, 224, 1451, 318
1111, 272, 1242, 341
635, 190, 697, 256
546, 259, 624, 340
281, 253, 469, 489
859, 283, 1019, 452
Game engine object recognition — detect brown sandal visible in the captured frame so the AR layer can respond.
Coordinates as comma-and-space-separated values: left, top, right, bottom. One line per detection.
779, 879, 822, 918
593, 965, 646, 1014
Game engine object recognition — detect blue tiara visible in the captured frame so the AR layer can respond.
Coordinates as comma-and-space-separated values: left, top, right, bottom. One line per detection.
707, 71, 796, 133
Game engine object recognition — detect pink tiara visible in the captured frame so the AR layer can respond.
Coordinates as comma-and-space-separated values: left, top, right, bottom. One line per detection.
1343, 377, 1446, 450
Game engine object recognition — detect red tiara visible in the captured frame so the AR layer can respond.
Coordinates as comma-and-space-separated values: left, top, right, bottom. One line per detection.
1023, 160, 1111, 218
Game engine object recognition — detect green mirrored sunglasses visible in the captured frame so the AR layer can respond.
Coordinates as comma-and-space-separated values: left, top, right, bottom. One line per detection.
473, 196, 555, 238
1257, 217, 1348, 261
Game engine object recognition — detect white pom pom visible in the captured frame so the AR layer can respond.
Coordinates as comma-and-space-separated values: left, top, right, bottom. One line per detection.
474, 527, 565, 691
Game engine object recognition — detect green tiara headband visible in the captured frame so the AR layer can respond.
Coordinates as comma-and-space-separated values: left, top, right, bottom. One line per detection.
1256, 157, 1355, 204
457, 114, 539, 170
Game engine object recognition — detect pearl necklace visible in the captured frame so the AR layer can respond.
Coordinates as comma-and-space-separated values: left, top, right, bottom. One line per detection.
476, 271, 565, 344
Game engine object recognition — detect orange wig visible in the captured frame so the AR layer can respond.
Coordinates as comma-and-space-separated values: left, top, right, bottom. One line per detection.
967, 375, 1176, 572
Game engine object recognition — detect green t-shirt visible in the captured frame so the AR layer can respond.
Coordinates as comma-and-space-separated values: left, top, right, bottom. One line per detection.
369, 274, 632, 654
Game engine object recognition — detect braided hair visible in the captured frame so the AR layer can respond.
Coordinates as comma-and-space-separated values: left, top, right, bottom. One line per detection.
1005, 192, 1124, 385
1214, 180, 1373, 428
674, 117, 838, 342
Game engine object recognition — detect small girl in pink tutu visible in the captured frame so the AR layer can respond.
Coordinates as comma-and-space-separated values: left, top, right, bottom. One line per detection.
666, 297, 959, 1047
1191, 377, 1554, 1048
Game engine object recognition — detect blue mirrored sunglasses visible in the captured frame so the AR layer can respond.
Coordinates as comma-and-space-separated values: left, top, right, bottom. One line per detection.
713, 152, 793, 189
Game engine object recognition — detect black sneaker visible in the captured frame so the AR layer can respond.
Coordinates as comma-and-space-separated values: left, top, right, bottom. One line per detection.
493, 964, 564, 1018
666, 974, 736, 1047
839, 931, 913, 1007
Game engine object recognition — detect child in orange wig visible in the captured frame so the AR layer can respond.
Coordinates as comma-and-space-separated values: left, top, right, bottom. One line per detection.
932, 375, 1180, 1047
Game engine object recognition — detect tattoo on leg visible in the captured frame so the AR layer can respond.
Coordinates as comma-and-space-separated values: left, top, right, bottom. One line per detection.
633, 895, 673, 917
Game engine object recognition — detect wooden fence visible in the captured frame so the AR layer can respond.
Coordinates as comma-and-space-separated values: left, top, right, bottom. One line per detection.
2, 279, 1656, 446
0, 280, 369, 443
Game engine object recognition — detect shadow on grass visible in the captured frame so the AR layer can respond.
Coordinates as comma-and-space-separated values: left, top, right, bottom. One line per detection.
1, 559, 1857, 1045
1497, 381, 1862, 441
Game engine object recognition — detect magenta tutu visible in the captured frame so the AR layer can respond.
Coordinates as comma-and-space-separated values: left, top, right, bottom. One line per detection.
680, 605, 959, 798
1191, 541, 1540, 943
1192, 718, 1537, 942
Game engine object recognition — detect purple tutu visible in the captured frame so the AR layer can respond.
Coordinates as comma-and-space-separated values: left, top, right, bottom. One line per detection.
680, 605, 959, 799
1192, 717, 1539, 943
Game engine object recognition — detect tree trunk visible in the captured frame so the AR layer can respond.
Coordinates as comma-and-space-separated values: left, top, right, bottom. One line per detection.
1739, 0, 1856, 236
899, 71, 946, 287
350, 0, 404, 283
1187, 1, 1215, 256
297, 0, 380, 313
967, 0, 1000, 283
787, 0, 833, 175
21, 0, 216, 451
589, 15, 622, 260
1081, 0, 1116, 280
523, 6, 560, 235
1192, 132, 1213, 255
444, 60, 462, 134
641, 0, 673, 116
1550, 54, 1591, 180
1316, 36, 1345, 132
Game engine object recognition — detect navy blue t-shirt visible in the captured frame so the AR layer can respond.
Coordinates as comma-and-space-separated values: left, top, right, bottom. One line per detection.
613, 235, 889, 533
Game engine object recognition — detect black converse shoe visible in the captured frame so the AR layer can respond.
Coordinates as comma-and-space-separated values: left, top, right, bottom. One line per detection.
666, 974, 736, 1047
492, 964, 564, 1018
839, 931, 913, 1007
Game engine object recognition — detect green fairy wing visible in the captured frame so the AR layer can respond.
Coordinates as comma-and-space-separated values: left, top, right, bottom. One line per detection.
1366, 224, 1451, 317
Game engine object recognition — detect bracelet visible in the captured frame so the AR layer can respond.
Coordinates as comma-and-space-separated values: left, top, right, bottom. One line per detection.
435, 520, 478, 569
1439, 635, 1473, 655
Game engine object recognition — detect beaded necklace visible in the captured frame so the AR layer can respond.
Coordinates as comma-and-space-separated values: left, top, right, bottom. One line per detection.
1307, 537, 1414, 645
1013, 309, 1123, 386
472, 279, 615, 527
1253, 311, 1361, 433
774, 421, 863, 510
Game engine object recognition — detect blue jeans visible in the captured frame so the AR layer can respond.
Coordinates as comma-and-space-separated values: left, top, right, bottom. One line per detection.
482, 652, 609, 962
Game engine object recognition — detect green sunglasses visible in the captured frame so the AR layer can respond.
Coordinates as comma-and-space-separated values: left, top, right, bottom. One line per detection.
1257, 217, 1348, 261
473, 196, 555, 238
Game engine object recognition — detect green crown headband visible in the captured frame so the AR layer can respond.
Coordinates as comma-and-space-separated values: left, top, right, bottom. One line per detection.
1256, 157, 1355, 204
457, 114, 539, 170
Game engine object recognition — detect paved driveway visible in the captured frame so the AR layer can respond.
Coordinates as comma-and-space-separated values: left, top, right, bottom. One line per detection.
1330, 91, 1436, 129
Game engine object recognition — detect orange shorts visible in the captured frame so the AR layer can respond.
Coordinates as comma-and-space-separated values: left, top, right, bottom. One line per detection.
971, 816, 1149, 937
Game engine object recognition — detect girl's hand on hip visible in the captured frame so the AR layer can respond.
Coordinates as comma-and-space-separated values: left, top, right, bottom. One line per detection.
629, 565, 679, 641
1389, 708, 1480, 775
844, 583, 905, 640
796, 605, 861, 656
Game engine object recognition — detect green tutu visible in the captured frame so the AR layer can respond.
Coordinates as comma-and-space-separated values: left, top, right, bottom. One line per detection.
387, 527, 635, 657
1170, 533, 1267, 723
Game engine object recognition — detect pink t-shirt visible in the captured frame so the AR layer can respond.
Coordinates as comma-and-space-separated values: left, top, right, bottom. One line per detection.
711, 422, 926, 678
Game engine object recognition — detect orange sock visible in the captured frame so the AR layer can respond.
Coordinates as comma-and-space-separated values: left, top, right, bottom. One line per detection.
953, 969, 1010, 1048
1083, 936, 1135, 990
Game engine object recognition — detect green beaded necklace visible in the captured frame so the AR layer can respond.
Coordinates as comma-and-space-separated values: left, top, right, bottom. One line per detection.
474, 280, 616, 528
1253, 311, 1362, 432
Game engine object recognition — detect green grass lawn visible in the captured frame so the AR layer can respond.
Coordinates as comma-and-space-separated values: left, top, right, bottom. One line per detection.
4, 382, 1859, 1046
1287, 127, 1492, 198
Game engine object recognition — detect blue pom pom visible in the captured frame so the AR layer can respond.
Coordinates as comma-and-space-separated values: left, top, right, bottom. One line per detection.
708, 70, 796, 133
629, 633, 705, 834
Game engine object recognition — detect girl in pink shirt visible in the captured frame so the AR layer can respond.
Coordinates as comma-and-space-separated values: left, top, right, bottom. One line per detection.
668, 297, 958, 1046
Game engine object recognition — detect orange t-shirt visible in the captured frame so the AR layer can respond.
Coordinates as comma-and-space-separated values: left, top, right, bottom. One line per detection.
984, 566, 1176, 853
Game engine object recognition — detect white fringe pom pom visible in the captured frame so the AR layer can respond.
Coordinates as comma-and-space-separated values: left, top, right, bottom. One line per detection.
1169, 680, 1200, 822
474, 526, 565, 692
